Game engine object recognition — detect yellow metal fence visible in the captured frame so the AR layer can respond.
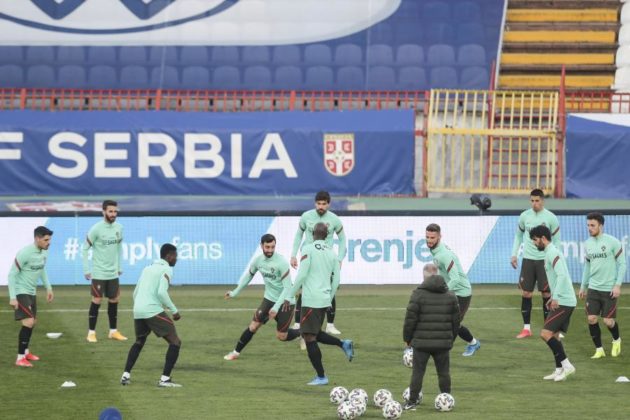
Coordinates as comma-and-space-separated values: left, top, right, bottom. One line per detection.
426, 89, 559, 195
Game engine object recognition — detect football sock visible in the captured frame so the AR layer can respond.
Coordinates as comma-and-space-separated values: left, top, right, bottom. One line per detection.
124, 338, 146, 373
546, 337, 566, 368
589, 323, 602, 348
108, 302, 118, 330
542, 296, 550, 320
294, 295, 302, 324
235, 328, 255, 353
306, 341, 325, 377
458, 326, 474, 343
316, 331, 342, 347
88, 302, 100, 330
286, 328, 300, 341
521, 297, 532, 324
326, 297, 336, 323
163, 344, 180, 377
18, 326, 33, 355
608, 321, 620, 340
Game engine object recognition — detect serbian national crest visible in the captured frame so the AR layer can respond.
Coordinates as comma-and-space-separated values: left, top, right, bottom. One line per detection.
324, 133, 355, 177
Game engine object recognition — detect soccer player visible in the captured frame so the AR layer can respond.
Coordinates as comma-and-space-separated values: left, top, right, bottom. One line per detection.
82, 199, 126, 342
8, 226, 54, 367
511, 189, 561, 338
223, 234, 301, 360
426, 224, 481, 357
278, 222, 354, 385
291, 191, 346, 336
529, 225, 576, 381
120, 244, 182, 387
579, 212, 625, 359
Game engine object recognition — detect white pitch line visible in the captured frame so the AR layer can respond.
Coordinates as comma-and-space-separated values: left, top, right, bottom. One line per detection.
2, 307, 630, 313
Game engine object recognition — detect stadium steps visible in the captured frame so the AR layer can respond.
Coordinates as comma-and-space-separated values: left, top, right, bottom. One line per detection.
499, 0, 620, 90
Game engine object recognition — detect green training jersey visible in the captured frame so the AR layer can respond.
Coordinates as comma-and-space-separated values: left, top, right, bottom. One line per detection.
133, 259, 177, 319
82, 220, 123, 280
581, 233, 626, 292
544, 243, 577, 307
8, 244, 51, 300
283, 240, 340, 310
511, 208, 560, 260
229, 252, 295, 305
291, 209, 347, 261
430, 242, 472, 297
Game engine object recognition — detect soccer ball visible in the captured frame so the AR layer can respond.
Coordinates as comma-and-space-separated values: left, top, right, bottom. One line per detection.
349, 397, 367, 416
402, 387, 423, 404
434, 393, 455, 412
373, 389, 393, 407
330, 386, 349, 404
382, 400, 403, 419
348, 388, 368, 405
337, 400, 359, 420
402, 347, 413, 368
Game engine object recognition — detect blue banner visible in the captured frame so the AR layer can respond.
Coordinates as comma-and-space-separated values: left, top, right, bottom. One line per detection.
566, 114, 630, 199
0, 110, 415, 195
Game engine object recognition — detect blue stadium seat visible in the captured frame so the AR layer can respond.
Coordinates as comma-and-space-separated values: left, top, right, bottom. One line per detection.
243, 66, 272, 89
88, 65, 118, 89
119, 47, 149, 66
272, 46, 301, 66
367, 44, 394, 66
0, 47, 24, 65
396, 44, 424, 66
369, 22, 394, 43
180, 47, 209, 66
210, 47, 239, 65
425, 23, 455, 45
25, 47, 55, 65
457, 44, 487, 67
273, 66, 302, 90
395, 23, 423, 44
182, 66, 211, 90
398, 67, 427, 90
241, 47, 270, 64
456, 23, 485, 46
87, 47, 117, 66
334, 44, 363, 66
304, 66, 334, 90
453, 1, 482, 22
148, 47, 179, 65
367, 66, 396, 90
398, 0, 423, 18
337, 66, 365, 90
120, 65, 149, 89
427, 44, 456, 67
57, 65, 87, 88
212, 66, 241, 90
56, 47, 86, 65
0, 65, 24, 87
423, 1, 451, 22
430, 66, 458, 89
150, 66, 180, 89
304, 45, 332, 65
26, 65, 56, 88
460, 66, 489, 89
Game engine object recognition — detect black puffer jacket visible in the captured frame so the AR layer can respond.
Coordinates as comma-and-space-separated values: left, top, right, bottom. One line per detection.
403, 275, 461, 351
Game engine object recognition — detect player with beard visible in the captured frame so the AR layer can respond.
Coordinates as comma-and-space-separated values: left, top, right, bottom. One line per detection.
82, 200, 126, 343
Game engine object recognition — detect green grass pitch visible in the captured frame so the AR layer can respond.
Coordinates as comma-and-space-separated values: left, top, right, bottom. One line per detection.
1, 285, 628, 419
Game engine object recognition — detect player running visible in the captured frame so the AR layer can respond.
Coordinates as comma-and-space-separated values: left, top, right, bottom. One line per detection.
223, 234, 301, 360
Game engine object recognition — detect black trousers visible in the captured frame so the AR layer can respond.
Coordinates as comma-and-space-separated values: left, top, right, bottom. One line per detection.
409, 348, 451, 399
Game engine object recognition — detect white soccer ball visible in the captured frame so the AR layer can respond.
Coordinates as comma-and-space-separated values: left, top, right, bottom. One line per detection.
382, 400, 403, 419
330, 386, 349, 404
434, 393, 455, 412
402, 347, 413, 368
373, 389, 393, 407
349, 397, 367, 416
402, 387, 423, 404
337, 400, 359, 420
348, 388, 368, 406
